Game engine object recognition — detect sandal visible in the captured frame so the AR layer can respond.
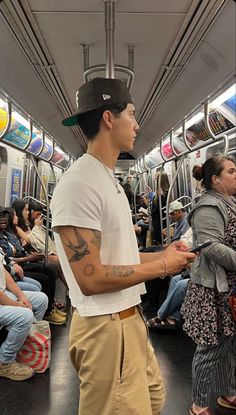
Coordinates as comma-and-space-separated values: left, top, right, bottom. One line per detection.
146, 317, 177, 330
189, 407, 214, 415
146, 316, 162, 327
217, 396, 236, 410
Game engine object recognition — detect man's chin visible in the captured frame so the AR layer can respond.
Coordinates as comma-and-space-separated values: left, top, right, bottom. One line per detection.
121, 143, 134, 153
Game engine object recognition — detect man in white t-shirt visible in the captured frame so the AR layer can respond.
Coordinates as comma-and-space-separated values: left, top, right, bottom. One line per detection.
51, 77, 195, 415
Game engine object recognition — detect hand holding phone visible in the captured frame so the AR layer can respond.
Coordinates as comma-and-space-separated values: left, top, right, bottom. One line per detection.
190, 240, 212, 253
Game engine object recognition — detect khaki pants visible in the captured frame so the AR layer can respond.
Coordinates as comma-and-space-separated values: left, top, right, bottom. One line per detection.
69, 307, 165, 415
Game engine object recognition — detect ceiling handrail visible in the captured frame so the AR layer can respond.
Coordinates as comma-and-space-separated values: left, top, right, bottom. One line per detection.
204, 102, 229, 156
169, 130, 179, 157
182, 119, 193, 151
83, 64, 134, 90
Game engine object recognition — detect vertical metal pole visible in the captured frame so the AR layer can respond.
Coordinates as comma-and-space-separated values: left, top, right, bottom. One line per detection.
49, 163, 57, 190
133, 176, 140, 223
128, 45, 134, 71
157, 166, 165, 245
104, 0, 115, 78
82, 43, 90, 71
24, 156, 31, 198
165, 156, 185, 244
29, 155, 49, 264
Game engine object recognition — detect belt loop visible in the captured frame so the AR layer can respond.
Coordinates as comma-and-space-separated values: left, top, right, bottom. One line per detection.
111, 313, 117, 320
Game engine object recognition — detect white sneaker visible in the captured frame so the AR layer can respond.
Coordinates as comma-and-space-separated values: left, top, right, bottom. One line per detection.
0, 361, 34, 381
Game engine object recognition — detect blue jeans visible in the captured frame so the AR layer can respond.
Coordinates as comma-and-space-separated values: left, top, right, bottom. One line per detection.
158, 274, 189, 321
16, 276, 42, 292
0, 290, 48, 363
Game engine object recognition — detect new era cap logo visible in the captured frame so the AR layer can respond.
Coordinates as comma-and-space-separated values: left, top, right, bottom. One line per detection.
102, 94, 111, 100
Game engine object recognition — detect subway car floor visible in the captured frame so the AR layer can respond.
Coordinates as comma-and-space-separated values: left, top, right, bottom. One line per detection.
0, 305, 235, 415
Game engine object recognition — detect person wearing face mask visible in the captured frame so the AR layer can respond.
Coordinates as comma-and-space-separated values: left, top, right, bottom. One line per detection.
181, 155, 236, 415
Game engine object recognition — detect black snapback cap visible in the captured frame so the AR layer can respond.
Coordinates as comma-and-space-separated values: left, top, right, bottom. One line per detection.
62, 77, 133, 127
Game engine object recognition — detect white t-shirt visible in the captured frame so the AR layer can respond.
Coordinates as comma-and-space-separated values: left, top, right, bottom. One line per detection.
51, 154, 145, 316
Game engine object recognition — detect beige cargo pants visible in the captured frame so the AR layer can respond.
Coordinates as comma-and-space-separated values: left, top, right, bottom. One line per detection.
69, 307, 165, 415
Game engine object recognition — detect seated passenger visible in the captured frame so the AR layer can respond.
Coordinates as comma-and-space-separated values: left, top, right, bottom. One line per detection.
0, 247, 42, 292
0, 258, 48, 381
163, 200, 190, 242
12, 200, 68, 289
146, 272, 189, 329
143, 227, 192, 314
19, 200, 57, 255
0, 208, 66, 325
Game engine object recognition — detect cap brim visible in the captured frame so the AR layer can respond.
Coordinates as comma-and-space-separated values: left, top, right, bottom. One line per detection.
62, 105, 100, 127
62, 113, 81, 127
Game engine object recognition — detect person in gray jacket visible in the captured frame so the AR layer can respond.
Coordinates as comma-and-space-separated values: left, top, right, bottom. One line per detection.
181, 155, 236, 415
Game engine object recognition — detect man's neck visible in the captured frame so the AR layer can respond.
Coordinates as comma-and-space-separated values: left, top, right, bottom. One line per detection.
87, 139, 119, 169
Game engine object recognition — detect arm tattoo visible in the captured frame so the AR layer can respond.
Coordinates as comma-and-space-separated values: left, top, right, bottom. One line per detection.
91, 230, 101, 249
62, 228, 90, 263
104, 266, 134, 278
83, 264, 95, 277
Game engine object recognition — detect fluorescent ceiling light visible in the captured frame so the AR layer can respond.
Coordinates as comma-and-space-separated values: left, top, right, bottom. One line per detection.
210, 84, 236, 109
55, 146, 64, 155
45, 135, 52, 143
173, 112, 204, 136
12, 111, 29, 129
0, 98, 6, 109
185, 112, 204, 129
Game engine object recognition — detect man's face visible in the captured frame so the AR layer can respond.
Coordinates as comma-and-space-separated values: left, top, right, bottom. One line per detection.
0, 215, 7, 230
170, 210, 183, 222
111, 103, 139, 152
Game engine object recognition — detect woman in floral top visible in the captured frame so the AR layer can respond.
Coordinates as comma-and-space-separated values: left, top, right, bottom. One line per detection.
181, 156, 236, 415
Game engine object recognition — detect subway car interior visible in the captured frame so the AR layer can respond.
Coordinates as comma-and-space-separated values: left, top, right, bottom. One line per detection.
0, 1, 235, 414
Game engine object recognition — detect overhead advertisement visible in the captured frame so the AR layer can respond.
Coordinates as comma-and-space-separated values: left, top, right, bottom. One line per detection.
3, 117, 31, 149
27, 135, 43, 155
50, 148, 64, 165
10, 168, 22, 203
0, 108, 8, 135
57, 157, 70, 169
185, 110, 234, 147
40, 140, 53, 161
224, 94, 236, 113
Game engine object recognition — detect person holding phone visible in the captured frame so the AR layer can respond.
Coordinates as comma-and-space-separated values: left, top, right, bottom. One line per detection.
50, 77, 196, 415
181, 155, 236, 415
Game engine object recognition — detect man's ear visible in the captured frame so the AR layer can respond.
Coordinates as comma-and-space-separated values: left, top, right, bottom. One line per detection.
102, 110, 114, 130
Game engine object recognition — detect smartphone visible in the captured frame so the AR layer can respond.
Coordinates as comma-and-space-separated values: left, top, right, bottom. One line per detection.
190, 240, 212, 253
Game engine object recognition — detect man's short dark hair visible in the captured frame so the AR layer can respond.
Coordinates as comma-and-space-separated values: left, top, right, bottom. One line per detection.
78, 103, 127, 140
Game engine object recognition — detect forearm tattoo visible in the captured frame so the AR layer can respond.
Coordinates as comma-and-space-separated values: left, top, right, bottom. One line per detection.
83, 264, 95, 277
62, 228, 90, 263
62, 228, 134, 279
104, 266, 134, 278
91, 230, 101, 249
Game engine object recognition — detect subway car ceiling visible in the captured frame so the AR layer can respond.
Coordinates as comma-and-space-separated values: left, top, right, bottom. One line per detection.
0, 0, 235, 164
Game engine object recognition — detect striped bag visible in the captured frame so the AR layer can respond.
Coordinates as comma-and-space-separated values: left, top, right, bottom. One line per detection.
17, 320, 51, 373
